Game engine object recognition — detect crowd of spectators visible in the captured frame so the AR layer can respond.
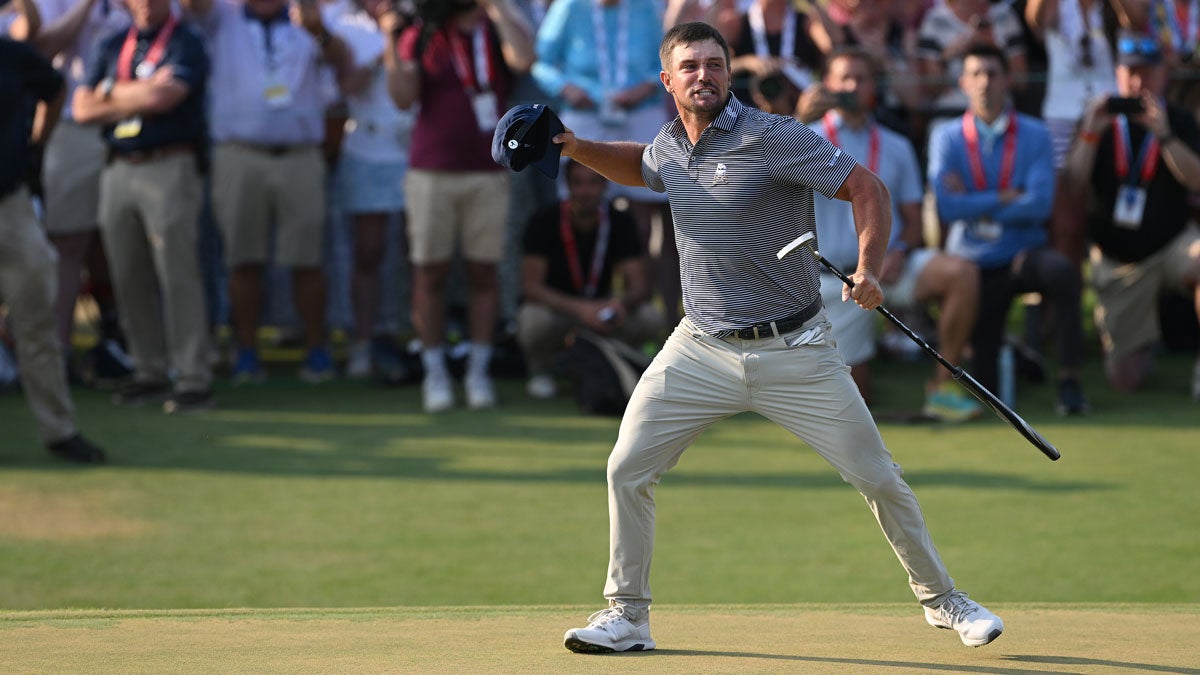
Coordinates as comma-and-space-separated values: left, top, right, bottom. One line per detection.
2, 0, 1198, 458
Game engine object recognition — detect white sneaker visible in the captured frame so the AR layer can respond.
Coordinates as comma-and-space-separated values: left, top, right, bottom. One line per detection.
924, 591, 1004, 647
422, 372, 454, 413
563, 605, 655, 654
346, 341, 372, 379
526, 373, 556, 400
465, 373, 496, 410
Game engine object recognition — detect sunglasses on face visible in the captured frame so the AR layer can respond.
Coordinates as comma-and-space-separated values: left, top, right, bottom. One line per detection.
1117, 36, 1162, 58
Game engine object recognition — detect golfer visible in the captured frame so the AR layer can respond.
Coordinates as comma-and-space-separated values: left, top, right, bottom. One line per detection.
556, 22, 1003, 653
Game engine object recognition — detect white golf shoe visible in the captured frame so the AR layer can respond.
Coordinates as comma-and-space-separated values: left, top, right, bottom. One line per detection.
422, 371, 455, 413
924, 591, 1004, 647
563, 605, 655, 653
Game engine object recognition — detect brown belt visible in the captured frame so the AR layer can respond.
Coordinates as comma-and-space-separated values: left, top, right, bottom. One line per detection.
109, 143, 196, 165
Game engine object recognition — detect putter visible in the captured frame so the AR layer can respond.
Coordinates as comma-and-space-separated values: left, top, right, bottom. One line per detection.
777, 233, 1061, 461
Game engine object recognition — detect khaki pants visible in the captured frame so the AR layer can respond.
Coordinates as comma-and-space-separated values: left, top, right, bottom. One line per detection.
516, 302, 663, 375
98, 153, 211, 392
0, 186, 77, 444
604, 312, 955, 616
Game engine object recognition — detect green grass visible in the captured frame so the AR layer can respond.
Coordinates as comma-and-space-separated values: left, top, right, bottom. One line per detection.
1, 351, 1197, 611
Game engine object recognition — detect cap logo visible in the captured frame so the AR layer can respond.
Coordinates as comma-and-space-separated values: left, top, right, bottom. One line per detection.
507, 139, 519, 150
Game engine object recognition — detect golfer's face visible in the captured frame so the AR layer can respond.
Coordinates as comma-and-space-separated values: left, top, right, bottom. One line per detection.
664, 39, 730, 115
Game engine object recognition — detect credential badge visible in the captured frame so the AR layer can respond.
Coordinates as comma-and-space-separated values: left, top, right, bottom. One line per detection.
713, 163, 728, 185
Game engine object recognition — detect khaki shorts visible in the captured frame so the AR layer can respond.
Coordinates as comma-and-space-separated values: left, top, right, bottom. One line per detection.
42, 119, 106, 235
404, 169, 509, 264
211, 143, 326, 267
1091, 223, 1200, 359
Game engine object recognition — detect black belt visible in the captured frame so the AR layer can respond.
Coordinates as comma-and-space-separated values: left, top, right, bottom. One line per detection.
228, 141, 311, 156
731, 297, 822, 340
109, 143, 196, 165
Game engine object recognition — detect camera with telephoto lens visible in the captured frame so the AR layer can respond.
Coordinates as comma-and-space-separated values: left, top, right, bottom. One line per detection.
754, 73, 787, 100
412, 0, 477, 26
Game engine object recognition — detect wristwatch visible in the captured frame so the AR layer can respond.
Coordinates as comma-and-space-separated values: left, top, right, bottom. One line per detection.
99, 77, 115, 101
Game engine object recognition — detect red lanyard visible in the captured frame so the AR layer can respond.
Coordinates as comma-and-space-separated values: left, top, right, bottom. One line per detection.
823, 113, 879, 173
447, 21, 494, 93
559, 202, 610, 298
1112, 114, 1160, 184
117, 15, 178, 81
961, 110, 1018, 191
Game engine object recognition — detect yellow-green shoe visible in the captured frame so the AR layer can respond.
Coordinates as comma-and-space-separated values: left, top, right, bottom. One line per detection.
923, 381, 983, 422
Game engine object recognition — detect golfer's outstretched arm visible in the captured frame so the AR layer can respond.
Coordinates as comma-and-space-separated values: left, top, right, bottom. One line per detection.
554, 130, 648, 187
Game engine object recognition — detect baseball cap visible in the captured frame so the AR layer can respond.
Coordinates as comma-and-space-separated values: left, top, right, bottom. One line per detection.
492, 104, 565, 179
1116, 31, 1163, 67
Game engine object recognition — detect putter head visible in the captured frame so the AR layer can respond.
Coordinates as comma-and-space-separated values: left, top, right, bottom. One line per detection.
777, 232, 821, 261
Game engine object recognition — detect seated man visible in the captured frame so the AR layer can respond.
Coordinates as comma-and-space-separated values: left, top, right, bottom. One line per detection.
929, 44, 1089, 415
517, 160, 663, 399
801, 47, 982, 420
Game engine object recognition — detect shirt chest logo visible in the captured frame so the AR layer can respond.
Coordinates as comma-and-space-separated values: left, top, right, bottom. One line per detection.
713, 163, 728, 185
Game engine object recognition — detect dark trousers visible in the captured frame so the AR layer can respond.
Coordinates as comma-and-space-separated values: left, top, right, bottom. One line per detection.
972, 246, 1083, 391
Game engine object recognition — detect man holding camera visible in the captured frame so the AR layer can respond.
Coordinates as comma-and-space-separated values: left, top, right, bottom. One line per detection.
1064, 32, 1200, 399
387, 0, 534, 412
799, 47, 982, 420
516, 160, 661, 400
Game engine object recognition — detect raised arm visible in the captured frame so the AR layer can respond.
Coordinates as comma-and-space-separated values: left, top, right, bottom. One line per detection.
30, 0, 95, 56
7, 0, 42, 41
1024, 0, 1059, 39
554, 130, 649, 188
483, 0, 534, 73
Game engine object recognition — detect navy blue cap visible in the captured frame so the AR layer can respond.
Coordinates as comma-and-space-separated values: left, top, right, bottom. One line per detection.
492, 104, 564, 179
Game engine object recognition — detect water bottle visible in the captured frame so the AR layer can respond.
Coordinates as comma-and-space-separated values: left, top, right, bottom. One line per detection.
998, 344, 1016, 408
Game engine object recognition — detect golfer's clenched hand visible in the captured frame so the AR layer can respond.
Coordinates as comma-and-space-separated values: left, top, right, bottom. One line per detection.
846, 270, 883, 310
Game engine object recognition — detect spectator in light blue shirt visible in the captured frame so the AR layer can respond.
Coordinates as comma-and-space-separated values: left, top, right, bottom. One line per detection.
805, 47, 982, 422
927, 44, 1089, 416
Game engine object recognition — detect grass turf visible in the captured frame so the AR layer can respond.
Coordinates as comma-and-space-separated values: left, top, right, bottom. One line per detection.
0, 351, 1197, 614
1, 605, 1198, 673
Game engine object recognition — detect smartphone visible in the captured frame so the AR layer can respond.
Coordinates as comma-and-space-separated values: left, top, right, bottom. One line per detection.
1105, 97, 1145, 115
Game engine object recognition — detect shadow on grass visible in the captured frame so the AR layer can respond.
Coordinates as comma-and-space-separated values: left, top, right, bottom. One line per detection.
1002, 654, 1200, 674
644, 650, 1199, 673
638, 649, 1040, 673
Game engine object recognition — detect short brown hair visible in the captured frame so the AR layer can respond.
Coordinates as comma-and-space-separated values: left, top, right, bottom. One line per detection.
822, 46, 881, 80
659, 21, 731, 71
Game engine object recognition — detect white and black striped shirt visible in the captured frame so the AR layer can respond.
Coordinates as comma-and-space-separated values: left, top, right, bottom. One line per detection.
642, 95, 857, 337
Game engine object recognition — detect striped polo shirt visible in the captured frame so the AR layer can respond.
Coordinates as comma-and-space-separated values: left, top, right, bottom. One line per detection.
642, 95, 857, 337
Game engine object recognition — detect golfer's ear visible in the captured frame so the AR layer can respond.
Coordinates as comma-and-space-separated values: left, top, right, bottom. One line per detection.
660, 71, 671, 92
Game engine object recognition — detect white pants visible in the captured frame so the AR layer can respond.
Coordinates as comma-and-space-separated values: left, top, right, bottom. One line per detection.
603, 311, 955, 616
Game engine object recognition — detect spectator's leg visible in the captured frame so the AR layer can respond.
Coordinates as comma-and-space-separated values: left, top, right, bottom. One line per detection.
352, 212, 387, 344
0, 187, 77, 444
1015, 247, 1084, 380
971, 267, 1016, 392
914, 253, 980, 386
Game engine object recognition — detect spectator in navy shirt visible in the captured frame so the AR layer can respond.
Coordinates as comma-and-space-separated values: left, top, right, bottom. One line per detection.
73, 0, 215, 413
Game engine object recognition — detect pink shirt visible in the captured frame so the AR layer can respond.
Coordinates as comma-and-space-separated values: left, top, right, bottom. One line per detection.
398, 20, 513, 172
